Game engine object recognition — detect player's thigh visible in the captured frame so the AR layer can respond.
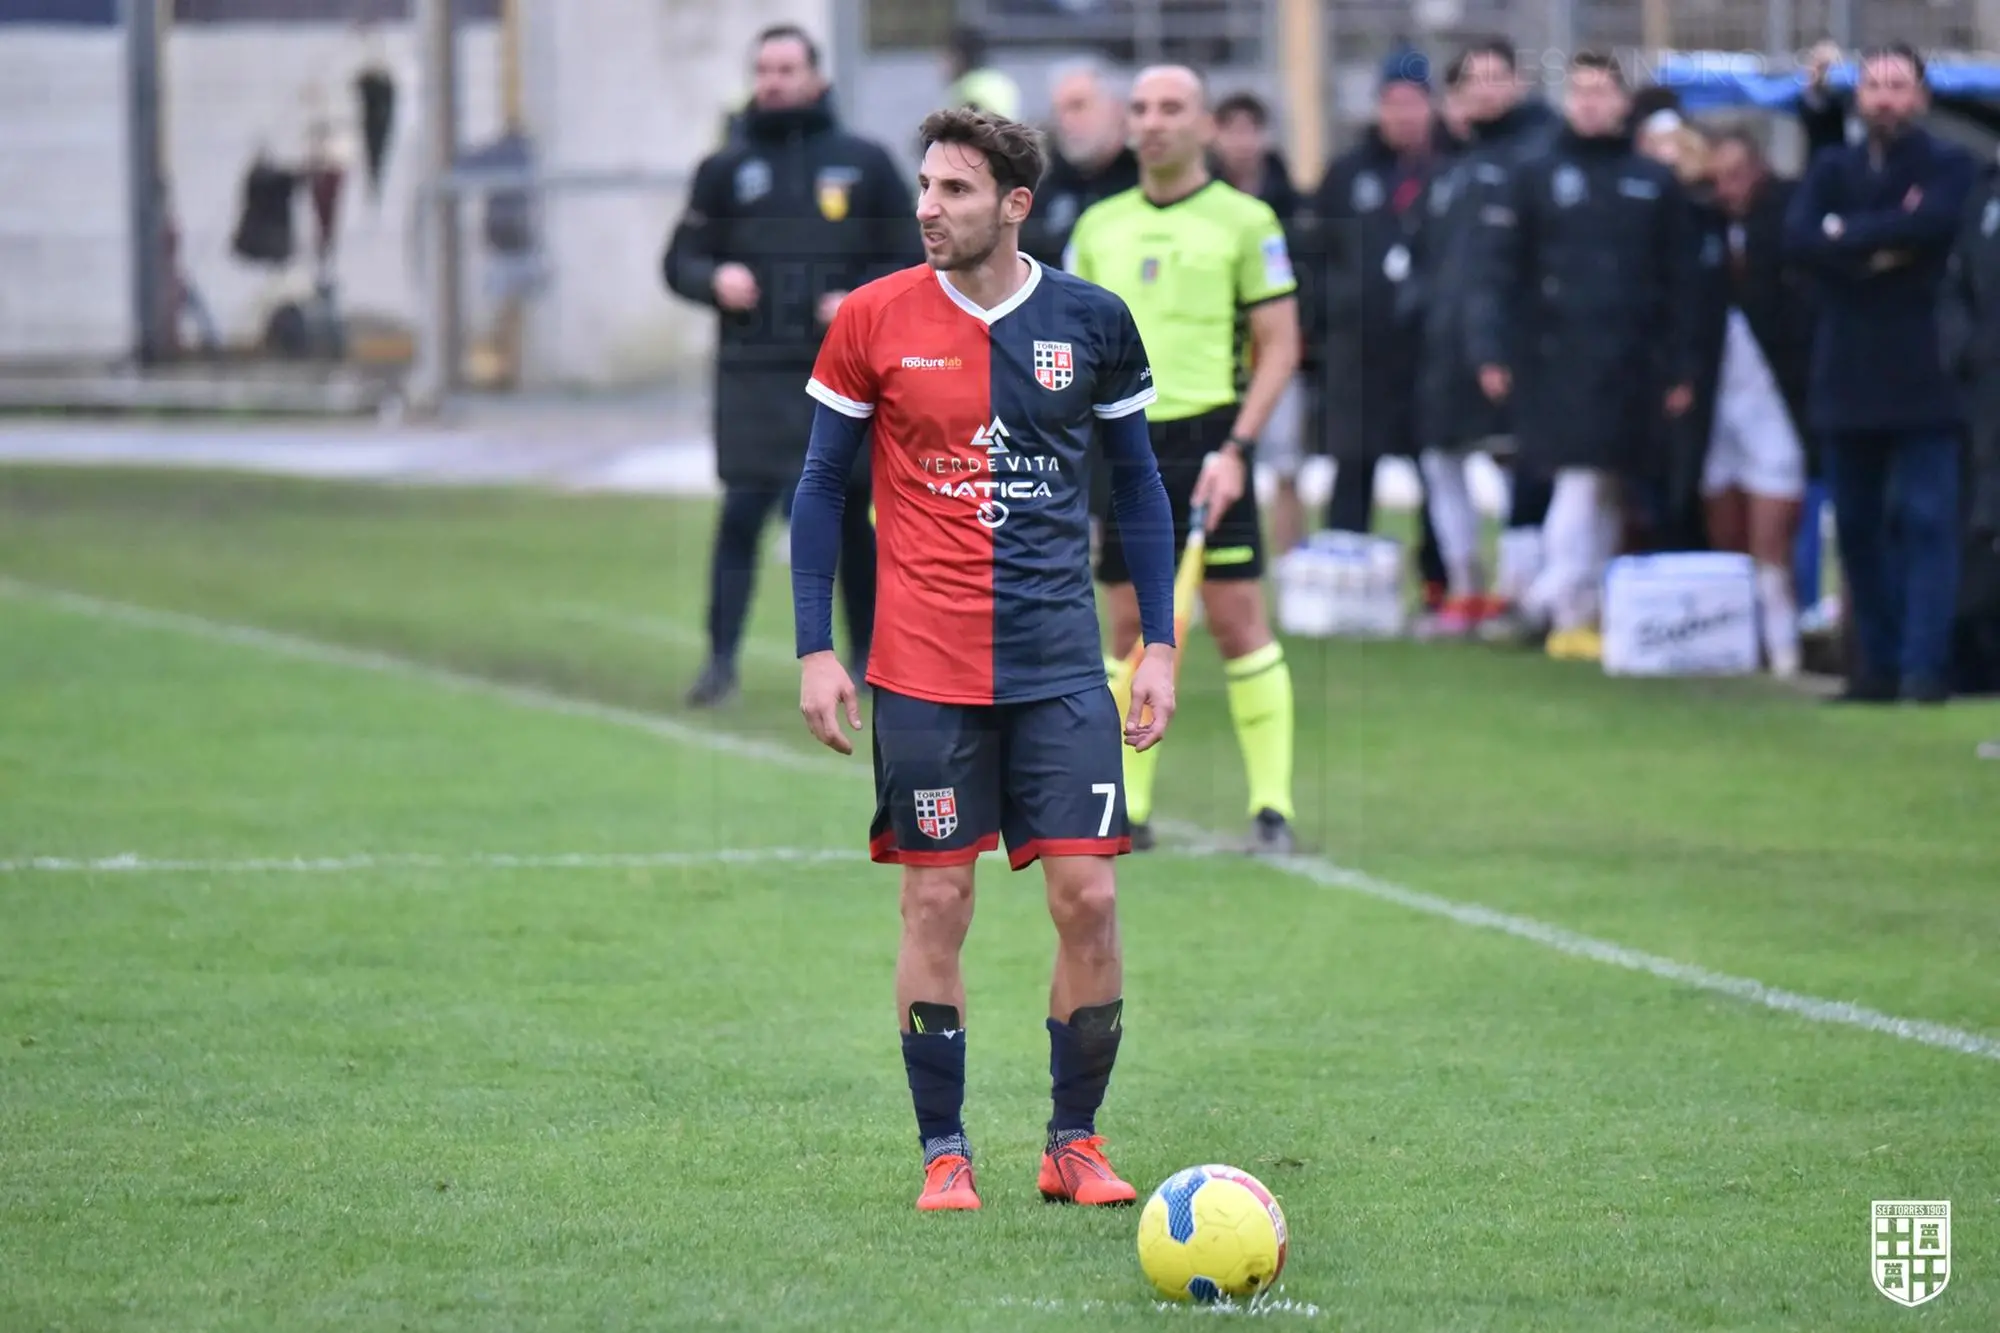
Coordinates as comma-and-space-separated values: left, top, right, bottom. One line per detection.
998, 687, 1129, 869
869, 687, 1003, 864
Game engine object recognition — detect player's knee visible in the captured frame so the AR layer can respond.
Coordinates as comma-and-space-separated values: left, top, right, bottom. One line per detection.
1046, 863, 1117, 938
900, 866, 974, 942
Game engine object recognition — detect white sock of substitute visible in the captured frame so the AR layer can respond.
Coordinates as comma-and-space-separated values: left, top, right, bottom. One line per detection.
1420, 449, 1482, 597
1530, 469, 1607, 632
1757, 561, 1801, 677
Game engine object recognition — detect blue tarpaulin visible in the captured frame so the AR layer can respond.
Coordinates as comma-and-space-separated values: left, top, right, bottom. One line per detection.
1654, 52, 2000, 113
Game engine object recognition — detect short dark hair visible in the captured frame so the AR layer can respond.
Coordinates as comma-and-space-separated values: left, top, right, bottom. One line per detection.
1865, 41, 1928, 83
1458, 36, 1517, 72
1710, 124, 1767, 163
755, 23, 821, 70
1570, 50, 1628, 89
1214, 92, 1269, 129
919, 107, 1048, 197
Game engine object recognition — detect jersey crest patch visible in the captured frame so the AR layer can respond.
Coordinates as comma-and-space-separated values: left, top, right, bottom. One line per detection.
816, 166, 860, 222
1033, 341, 1075, 391
915, 787, 959, 840
1261, 234, 1294, 286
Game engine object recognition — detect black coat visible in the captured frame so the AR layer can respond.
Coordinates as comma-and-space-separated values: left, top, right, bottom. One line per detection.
1020, 146, 1139, 269
1414, 100, 1562, 454
1306, 128, 1434, 464
1465, 128, 1697, 476
1783, 126, 1975, 434
1942, 163, 2000, 540
663, 95, 919, 486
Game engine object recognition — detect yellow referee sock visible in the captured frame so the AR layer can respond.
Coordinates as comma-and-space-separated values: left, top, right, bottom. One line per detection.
1225, 641, 1294, 822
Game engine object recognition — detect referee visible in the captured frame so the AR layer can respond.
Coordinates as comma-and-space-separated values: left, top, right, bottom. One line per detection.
1064, 64, 1302, 856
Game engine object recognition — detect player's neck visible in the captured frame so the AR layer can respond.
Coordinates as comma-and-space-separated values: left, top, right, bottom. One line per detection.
942, 243, 1031, 313
1140, 161, 1210, 206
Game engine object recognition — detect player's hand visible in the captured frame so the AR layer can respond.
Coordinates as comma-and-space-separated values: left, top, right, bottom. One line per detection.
713, 263, 760, 312
1124, 643, 1176, 752
1190, 450, 1244, 530
1663, 382, 1693, 417
799, 650, 861, 755
817, 290, 847, 325
1479, 365, 1511, 402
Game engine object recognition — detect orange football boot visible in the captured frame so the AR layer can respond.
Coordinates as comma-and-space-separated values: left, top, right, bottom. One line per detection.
916, 1154, 981, 1211
1037, 1134, 1138, 1206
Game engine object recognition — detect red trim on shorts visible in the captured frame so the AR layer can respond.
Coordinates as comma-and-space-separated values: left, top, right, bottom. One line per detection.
870, 830, 1000, 866
1007, 836, 1131, 870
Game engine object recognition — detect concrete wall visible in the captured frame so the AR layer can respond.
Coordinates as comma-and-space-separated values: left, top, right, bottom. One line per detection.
0, 29, 130, 359
514, 0, 831, 390
164, 22, 504, 353
0, 18, 501, 362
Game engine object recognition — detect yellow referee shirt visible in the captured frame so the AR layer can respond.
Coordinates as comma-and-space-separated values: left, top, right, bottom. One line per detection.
1062, 180, 1296, 423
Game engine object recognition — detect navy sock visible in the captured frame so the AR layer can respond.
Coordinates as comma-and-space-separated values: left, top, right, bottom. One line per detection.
901, 1002, 968, 1163
1047, 999, 1123, 1150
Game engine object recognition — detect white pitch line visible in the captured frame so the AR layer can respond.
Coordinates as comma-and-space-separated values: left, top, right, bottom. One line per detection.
546, 601, 800, 667
0, 848, 867, 875
6, 576, 1997, 1065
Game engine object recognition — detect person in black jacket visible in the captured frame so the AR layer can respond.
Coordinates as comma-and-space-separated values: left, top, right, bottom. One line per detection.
1784, 43, 1974, 704
664, 24, 920, 707
1466, 51, 1698, 660
1411, 38, 1562, 636
1694, 126, 1821, 674
1939, 154, 2000, 701
1307, 46, 1447, 594
1020, 59, 1138, 269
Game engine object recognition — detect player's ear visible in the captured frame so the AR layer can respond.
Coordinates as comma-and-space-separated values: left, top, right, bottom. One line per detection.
1004, 185, 1034, 226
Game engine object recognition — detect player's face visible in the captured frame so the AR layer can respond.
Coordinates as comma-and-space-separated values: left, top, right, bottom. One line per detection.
1459, 52, 1519, 123
1858, 54, 1925, 138
752, 36, 821, 112
1051, 72, 1125, 166
1710, 140, 1764, 217
1129, 69, 1212, 174
1376, 82, 1432, 153
1564, 67, 1629, 138
1212, 109, 1265, 179
916, 140, 1028, 271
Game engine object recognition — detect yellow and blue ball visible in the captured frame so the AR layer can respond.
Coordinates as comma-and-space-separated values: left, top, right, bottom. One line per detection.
1136, 1164, 1289, 1303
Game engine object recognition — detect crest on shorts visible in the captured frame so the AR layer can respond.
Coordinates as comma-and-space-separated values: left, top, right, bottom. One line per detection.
914, 787, 959, 840
1873, 1201, 1950, 1306
1034, 340, 1074, 391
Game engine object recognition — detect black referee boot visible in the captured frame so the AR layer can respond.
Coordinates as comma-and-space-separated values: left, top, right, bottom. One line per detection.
685, 657, 739, 709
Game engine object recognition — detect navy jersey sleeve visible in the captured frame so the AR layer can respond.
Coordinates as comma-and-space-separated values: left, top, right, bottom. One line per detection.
1092, 297, 1157, 419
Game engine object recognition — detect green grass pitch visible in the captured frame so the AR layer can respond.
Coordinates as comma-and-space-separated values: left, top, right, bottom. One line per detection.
1, 466, 1996, 1331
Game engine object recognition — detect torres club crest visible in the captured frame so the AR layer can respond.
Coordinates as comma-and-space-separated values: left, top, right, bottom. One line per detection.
1033, 340, 1074, 391
1873, 1201, 1950, 1306
914, 787, 959, 840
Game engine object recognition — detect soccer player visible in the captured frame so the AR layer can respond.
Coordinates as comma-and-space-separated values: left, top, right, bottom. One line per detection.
1064, 65, 1303, 855
787, 108, 1181, 1212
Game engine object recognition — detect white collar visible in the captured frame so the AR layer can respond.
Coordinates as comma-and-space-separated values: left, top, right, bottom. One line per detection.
934, 254, 1042, 325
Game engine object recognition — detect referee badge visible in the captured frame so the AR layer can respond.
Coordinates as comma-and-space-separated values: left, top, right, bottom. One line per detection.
1140, 256, 1160, 285
1033, 340, 1075, 391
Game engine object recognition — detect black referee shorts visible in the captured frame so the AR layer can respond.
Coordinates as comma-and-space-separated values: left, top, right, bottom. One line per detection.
1095, 405, 1264, 585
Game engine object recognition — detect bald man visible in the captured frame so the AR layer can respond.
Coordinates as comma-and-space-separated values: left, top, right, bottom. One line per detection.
1064, 64, 1304, 855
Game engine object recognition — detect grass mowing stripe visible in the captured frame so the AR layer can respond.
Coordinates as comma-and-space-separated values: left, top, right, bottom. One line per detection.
546, 600, 801, 666
10, 573, 1998, 1066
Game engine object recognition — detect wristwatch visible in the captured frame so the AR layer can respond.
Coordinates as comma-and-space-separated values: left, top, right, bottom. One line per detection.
1221, 434, 1255, 458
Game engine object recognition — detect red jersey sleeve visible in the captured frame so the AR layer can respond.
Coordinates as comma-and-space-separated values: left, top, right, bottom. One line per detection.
805, 294, 878, 419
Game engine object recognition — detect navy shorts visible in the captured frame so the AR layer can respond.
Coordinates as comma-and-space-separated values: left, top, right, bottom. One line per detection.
868, 685, 1132, 870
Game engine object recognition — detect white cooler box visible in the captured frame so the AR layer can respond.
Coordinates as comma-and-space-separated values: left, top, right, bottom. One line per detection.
1274, 533, 1408, 639
1601, 552, 1760, 676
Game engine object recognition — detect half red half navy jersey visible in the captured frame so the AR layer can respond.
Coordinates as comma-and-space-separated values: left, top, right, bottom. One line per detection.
807, 256, 1155, 706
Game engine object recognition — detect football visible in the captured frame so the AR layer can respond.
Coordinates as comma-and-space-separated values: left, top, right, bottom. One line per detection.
1136, 1164, 1289, 1303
